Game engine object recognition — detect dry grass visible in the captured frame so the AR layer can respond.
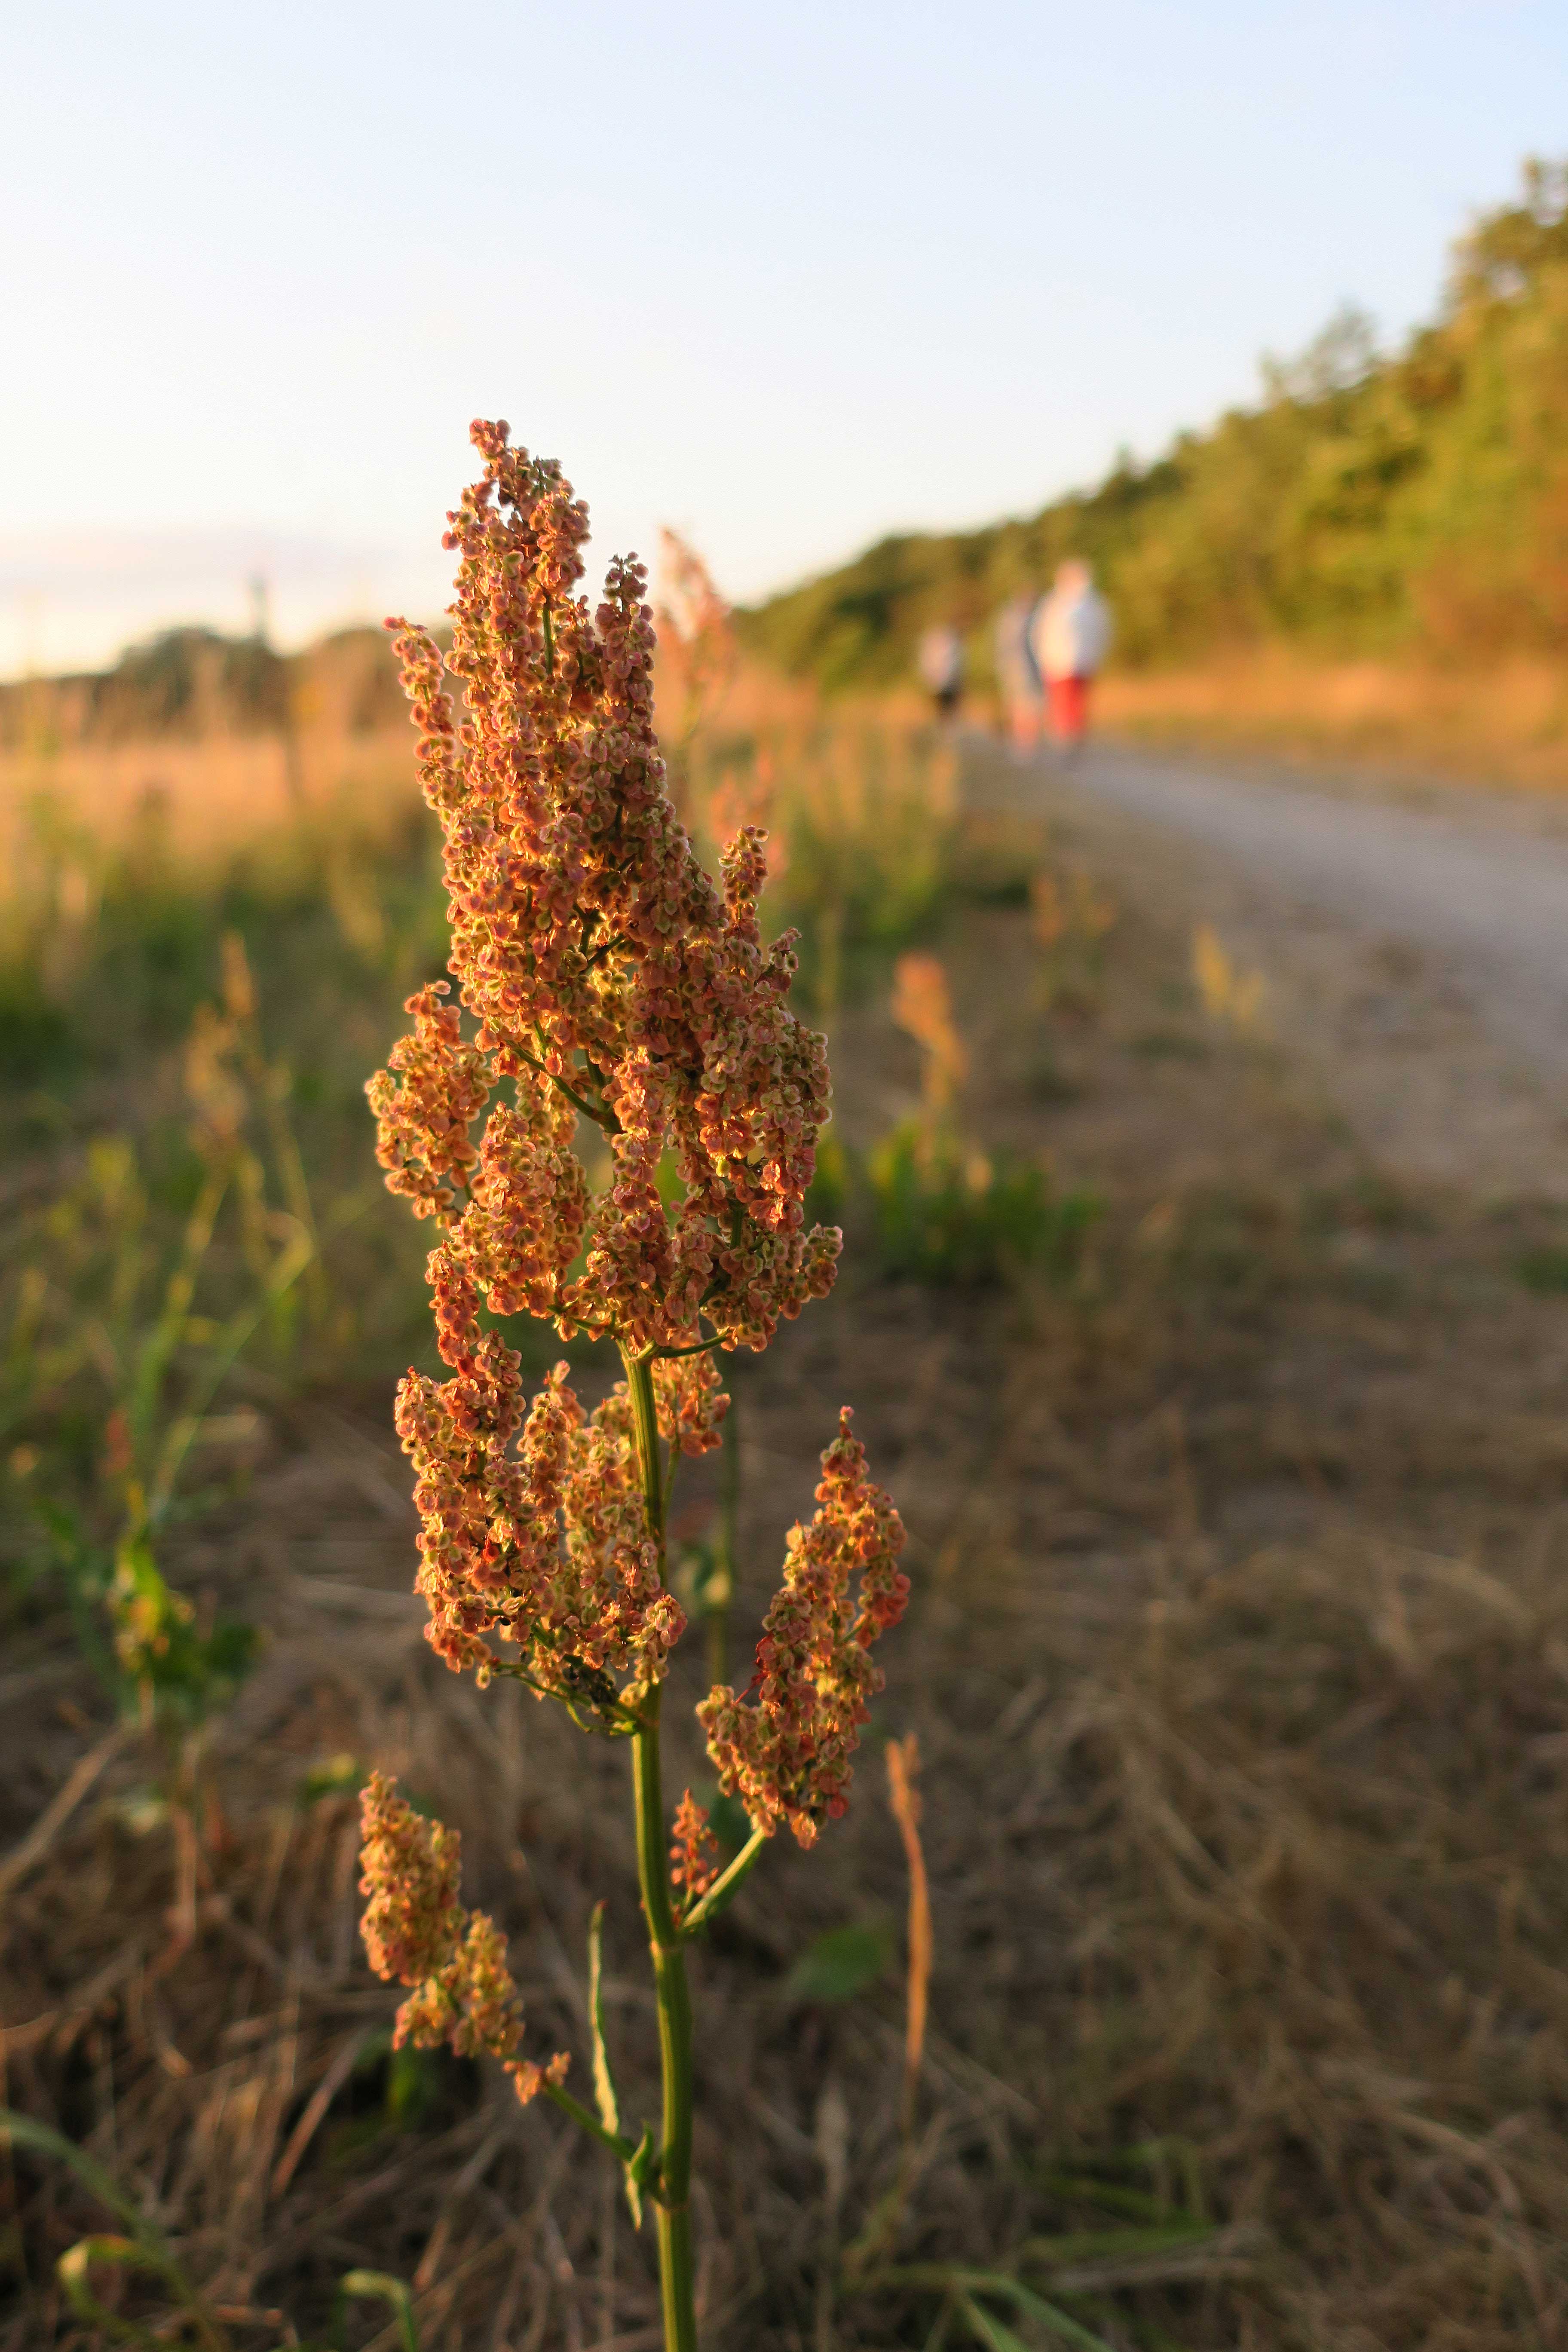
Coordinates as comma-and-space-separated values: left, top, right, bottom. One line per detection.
0, 647, 910, 890
1097, 653, 1568, 795
10, 1174, 1568, 2348
0, 732, 418, 885
5, 698, 1568, 2348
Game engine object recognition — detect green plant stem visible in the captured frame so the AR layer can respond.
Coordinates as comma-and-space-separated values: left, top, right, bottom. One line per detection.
680, 1822, 768, 1938
625, 1348, 700, 2352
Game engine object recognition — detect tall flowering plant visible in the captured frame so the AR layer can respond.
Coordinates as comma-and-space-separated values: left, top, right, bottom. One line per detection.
359, 422, 907, 2351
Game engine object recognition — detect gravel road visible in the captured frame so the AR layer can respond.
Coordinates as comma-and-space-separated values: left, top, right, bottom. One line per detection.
1072, 746, 1568, 1075
968, 737, 1568, 1197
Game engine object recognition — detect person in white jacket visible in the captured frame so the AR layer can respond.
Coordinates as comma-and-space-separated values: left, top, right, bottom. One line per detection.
1029, 560, 1112, 752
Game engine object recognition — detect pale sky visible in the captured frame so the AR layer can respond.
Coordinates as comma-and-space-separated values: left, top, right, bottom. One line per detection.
4, 0, 1568, 677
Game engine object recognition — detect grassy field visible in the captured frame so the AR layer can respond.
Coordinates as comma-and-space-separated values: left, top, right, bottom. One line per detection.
3, 665, 1568, 2350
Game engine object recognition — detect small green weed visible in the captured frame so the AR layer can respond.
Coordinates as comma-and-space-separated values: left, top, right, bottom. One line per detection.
1516, 1243, 1568, 1295
848, 2141, 1224, 2352
784, 1920, 895, 2004
869, 1122, 1099, 1286
0, 2107, 423, 2349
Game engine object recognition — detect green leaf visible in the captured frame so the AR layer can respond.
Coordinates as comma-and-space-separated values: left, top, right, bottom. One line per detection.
335, 2267, 420, 2352
58, 2236, 189, 2346
959, 2296, 1032, 2352
384, 2044, 439, 2128
995, 2278, 1123, 2349
1019, 2223, 1213, 2270
863, 2269, 1117, 2352
587, 1902, 620, 2139
958, 2288, 1118, 2352
1030, 2171, 1194, 2225
0, 2118, 223, 2348
784, 1920, 893, 2003
842, 2176, 913, 2277
0, 2110, 152, 2241
625, 2123, 658, 2232
587, 1899, 646, 2227
921, 2303, 957, 2352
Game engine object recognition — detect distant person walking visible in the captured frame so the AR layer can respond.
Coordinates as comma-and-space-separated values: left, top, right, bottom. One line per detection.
917, 622, 964, 721
1030, 560, 1112, 753
994, 592, 1043, 755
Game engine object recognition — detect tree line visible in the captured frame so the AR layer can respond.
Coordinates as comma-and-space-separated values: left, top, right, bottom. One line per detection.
738, 160, 1568, 689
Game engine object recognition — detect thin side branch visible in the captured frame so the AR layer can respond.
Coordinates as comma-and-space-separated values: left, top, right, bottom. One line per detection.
511, 1040, 619, 1134
542, 2078, 638, 2165
679, 1823, 769, 1938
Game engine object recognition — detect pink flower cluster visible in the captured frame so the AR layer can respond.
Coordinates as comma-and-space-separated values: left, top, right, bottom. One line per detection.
365, 419, 852, 1704
369, 418, 840, 1362
364, 420, 903, 1855
395, 1320, 686, 1697
668, 1789, 720, 1920
698, 1411, 909, 1846
652, 1348, 729, 1460
358, 1770, 568, 2106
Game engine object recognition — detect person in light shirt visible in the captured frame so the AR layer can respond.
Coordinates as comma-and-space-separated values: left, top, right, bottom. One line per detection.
1029, 560, 1112, 754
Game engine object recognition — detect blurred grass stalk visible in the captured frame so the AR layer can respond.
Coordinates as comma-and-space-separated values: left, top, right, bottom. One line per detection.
885, 1734, 931, 2143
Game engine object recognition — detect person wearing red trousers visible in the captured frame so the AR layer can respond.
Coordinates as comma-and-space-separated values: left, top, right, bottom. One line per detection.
1029, 560, 1112, 754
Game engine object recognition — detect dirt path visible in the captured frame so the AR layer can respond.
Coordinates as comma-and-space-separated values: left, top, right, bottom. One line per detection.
968, 736, 1568, 1200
